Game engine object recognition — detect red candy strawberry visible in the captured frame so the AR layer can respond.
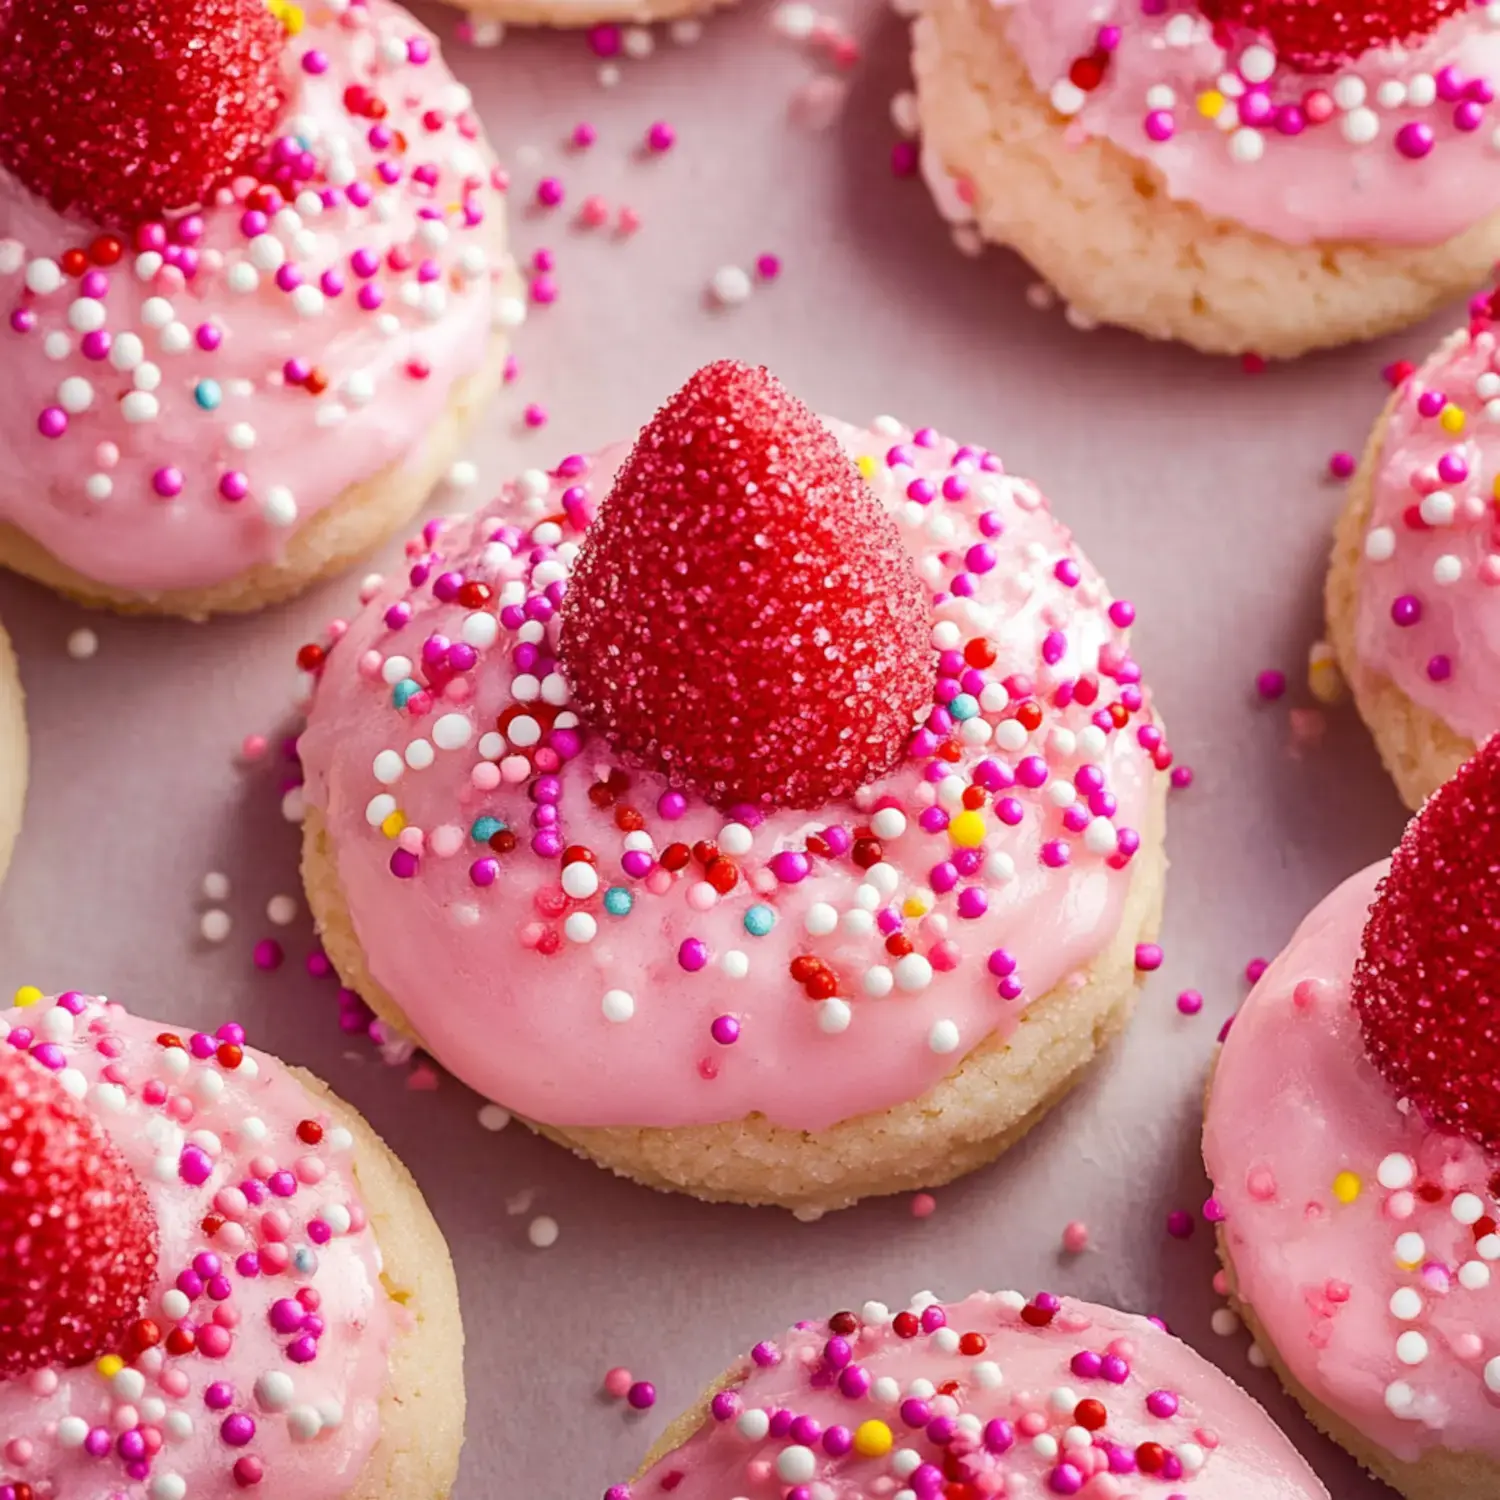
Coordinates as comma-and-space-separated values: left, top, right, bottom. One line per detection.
1197, 0, 1468, 72
0, 1046, 158, 1377
1353, 733, 1500, 1154
0, 0, 286, 228
559, 361, 933, 810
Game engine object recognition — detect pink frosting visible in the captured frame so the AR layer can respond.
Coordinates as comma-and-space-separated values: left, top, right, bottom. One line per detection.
982, 1, 1500, 246
0, 0, 514, 595
0, 995, 397, 1499
1204, 864, 1500, 1465
1350, 324, 1500, 744
297, 415, 1169, 1132
624, 1291, 1329, 1498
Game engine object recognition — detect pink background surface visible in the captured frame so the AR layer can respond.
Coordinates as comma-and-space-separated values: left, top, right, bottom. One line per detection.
0, 4, 1439, 1494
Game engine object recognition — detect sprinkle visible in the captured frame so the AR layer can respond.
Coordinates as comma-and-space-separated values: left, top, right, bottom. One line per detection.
1331, 1170, 1362, 1204
528, 1215, 559, 1248
200, 910, 232, 943
66, 627, 98, 660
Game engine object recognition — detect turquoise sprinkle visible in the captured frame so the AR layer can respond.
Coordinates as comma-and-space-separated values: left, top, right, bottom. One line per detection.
392, 679, 420, 709
603, 886, 633, 917
293, 1246, 318, 1274
471, 816, 505, 843
744, 904, 775, 937
949, 693, 980, 721
194, 379, 222, 411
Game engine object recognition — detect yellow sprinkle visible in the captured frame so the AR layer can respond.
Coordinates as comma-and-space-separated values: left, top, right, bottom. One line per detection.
13, 985, 41, 1008
854, 1420, 893, 1458
1440, 404, 1466, 434
1492, 473, 1500, 501
1196, 90, 1225, 119
902, 894, 931, 918
267, 0, 305, 32
380, 811, 407, 839
1332, 1170, 1361, 1204
1306, 642, 1346, 706
96, 1355, 124, 1379
856, 454, 877, 481
948, 810, 986, 848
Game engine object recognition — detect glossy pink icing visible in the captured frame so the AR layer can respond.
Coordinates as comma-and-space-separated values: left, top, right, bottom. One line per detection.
297, 414, 1168, 1132
0, 995, 395, 1499
1350, 325, 1500, 744
624, 1291, 1330, 1498
0, 0, 515, 595
979, 1, 1500, 246
1205, 863, 1500, 1465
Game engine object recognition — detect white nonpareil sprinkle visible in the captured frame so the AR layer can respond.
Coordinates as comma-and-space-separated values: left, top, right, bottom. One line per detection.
200, 910, 232, 944
709, 265, 752, 306
528, 1215, 559, 1249
66, 627, 98, 660
266, 895, 298, 926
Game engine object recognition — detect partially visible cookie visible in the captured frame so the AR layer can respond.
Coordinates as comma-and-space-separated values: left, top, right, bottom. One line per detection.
0, 0, 518, 618
0, 993, 465, 1498
1327, 321, 1499, 811
912, 0, 1500, 358
615, 1290, 1330, 1498
1205, 739, 1500, 1498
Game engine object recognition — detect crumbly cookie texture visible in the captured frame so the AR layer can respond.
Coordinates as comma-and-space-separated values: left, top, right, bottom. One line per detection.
0, 620, 26, 882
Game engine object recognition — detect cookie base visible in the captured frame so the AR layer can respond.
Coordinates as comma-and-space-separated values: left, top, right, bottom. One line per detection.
1325, 346, 1474, 811
0, 329, 511, 622
296, 1070, 466, 1500
911, 0, 1500, 359
435, 0, 730, 26
1218, 1233, 1498, 1500
301, 770, 1167, 1216
0, 623, 26, 887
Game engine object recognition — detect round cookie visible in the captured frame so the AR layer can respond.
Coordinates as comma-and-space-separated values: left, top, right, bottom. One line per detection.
1326, 316, 1500, 810
911, 0, 1500, 359
0, 0, 519, 619
0, 991, 465, 1499
0, 619, 25, 885
296, 360, 1172, 1216
612, 1290, 1330, 1499
1204, 738, 1500, 1498
445, 0, 732, 26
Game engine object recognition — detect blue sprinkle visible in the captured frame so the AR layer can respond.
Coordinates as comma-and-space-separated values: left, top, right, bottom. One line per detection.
949, 693, 980, 722
603, 886, 633, 917
744, 904, 775, 937
471, 816, 505, 843
293, 1246, 318, 1274
194, 379, 222, 412
392, 679, 420, 709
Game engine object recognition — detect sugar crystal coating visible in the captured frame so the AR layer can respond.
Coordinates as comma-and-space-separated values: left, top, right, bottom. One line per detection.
1196, 0, 1471, 73
0, 1045, 158, 1378
0, 0, 286, 228
560, 361, 933, 810
1354, 732, 1500, 1151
